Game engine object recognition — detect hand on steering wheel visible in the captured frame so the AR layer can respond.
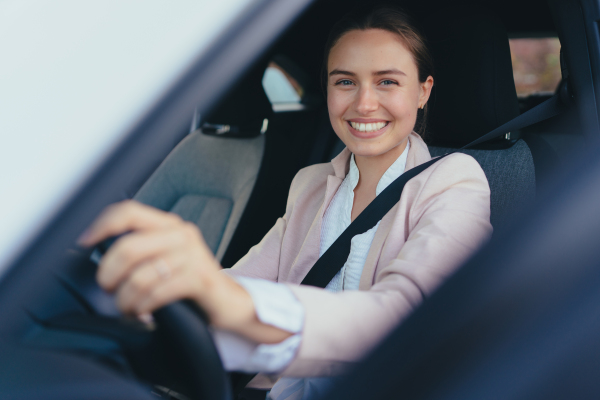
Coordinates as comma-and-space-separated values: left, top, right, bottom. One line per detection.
79, 200, 292, 344
78, 200, 243, 400
78, 200, 252, 329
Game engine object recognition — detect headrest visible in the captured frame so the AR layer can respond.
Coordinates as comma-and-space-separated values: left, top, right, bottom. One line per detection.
424, 9, 520, 148
202, 59, 273, 138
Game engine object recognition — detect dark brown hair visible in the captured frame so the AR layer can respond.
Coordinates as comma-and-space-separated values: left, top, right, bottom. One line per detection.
322, 7, 434, 136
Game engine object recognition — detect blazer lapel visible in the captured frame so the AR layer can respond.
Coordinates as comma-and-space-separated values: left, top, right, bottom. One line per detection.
405, 132, 432, 169
288, 150, 350, 283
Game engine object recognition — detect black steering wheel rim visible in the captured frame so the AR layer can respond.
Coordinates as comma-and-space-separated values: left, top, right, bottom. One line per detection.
150, 301, 232, 400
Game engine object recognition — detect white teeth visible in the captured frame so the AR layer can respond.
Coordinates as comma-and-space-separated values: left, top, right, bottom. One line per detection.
350, 121, 387, 132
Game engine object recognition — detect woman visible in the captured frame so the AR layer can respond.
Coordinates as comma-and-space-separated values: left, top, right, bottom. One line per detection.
79, 7, 492, 399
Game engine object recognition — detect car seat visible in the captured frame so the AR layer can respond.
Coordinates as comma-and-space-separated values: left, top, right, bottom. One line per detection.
134, 63, 272, 261
424, 8, 538, 230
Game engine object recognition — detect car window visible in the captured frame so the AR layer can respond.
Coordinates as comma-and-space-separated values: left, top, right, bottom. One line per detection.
509, 37, 561, 97
0, 0, 259, 276
262, 59, 306, 112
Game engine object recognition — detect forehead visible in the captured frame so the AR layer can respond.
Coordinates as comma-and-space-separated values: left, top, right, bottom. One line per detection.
328, 28, 416, 74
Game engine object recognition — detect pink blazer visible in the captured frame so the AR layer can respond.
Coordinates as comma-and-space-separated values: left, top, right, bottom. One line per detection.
226, 132, 492, 378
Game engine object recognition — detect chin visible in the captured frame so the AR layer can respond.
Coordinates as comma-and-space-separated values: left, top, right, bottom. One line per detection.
344, 142, 392, 158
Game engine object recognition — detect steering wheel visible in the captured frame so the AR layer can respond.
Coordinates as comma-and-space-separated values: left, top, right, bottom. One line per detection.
80, 238, 233, 400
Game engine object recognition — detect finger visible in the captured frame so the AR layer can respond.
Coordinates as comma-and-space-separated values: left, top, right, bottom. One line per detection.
78, 200, 182, 247
116, 257, 180, 314
98, 226, 192, 291
116, 260, 159, 314
135, 270, 201, 315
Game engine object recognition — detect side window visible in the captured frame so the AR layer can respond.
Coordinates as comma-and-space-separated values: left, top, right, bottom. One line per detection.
509, 37, 561, 100
262, 56, 306, 112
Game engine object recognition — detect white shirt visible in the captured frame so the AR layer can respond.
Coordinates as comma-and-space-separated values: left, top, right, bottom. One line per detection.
212, 142, 410, 399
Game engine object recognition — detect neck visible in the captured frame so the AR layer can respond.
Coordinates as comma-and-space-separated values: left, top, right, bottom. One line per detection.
354, 138, 408, 192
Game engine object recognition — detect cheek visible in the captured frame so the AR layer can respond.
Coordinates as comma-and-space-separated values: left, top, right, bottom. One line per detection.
327, 91, 350, 124
380, 91, 419, 136
381, 92, 415, 118
327, 92, 353, 139
327, 91, 343, 115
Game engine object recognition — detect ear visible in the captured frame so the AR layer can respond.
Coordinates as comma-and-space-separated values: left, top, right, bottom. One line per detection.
418, 76, 434, 109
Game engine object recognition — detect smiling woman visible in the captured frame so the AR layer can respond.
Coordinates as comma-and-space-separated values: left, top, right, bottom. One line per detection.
80, 6, 492, 400
325, 23, 434, 220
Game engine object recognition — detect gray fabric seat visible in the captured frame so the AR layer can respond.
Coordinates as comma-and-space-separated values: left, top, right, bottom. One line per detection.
134, 61, 272, 261
134, 132, 265, 260
429, 141, 535, 229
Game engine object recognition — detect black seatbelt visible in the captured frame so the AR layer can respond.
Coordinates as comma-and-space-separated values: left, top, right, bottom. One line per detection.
301, 94, 565, 288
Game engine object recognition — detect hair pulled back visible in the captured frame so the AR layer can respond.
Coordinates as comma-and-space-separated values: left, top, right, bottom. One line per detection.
323, 7, 434, 136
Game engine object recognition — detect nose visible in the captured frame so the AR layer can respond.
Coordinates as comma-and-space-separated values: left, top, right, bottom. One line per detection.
354, 85, 379, 114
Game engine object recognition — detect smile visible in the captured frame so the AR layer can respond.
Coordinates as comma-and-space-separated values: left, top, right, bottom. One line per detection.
348, 121, 389, 133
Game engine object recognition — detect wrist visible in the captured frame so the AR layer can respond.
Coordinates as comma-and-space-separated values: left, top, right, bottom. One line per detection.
196, 271, 256, 333
197, 274, 294, 344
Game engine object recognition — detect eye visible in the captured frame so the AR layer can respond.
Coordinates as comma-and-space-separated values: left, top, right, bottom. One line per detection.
380, 79, 398, 86
334, 79, 354, 86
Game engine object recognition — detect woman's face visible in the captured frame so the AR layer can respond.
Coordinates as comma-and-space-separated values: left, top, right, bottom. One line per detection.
327, 29, 433, 159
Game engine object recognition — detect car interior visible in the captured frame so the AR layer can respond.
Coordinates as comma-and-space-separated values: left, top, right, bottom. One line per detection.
133, 0, 582, 267
1, 0, 599, 398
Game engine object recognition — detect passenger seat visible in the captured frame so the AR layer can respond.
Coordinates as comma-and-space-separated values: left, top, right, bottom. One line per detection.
134, 63, 272, 261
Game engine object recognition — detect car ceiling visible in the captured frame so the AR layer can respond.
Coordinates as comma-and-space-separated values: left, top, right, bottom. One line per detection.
268, 0, 556, 91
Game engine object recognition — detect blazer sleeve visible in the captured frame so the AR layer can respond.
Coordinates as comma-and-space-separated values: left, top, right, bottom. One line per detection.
281, 153, 493, 377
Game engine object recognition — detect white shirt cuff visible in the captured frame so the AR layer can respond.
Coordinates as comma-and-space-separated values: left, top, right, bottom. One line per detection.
212, 277, 304, 373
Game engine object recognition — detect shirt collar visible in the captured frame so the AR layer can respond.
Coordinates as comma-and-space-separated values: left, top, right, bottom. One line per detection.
347, 140, 411, 196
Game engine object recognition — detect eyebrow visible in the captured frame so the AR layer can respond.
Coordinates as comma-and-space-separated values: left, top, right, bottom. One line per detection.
329, 68, 407, 77
329, 69, 355, 77
373, 68, 406, 77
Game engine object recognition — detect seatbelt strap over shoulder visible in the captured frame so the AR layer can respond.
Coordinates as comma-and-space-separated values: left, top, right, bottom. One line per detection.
301, 94, 565, 288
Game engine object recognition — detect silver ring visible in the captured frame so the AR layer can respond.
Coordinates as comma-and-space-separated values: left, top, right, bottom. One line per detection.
154, 258, 171, 280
